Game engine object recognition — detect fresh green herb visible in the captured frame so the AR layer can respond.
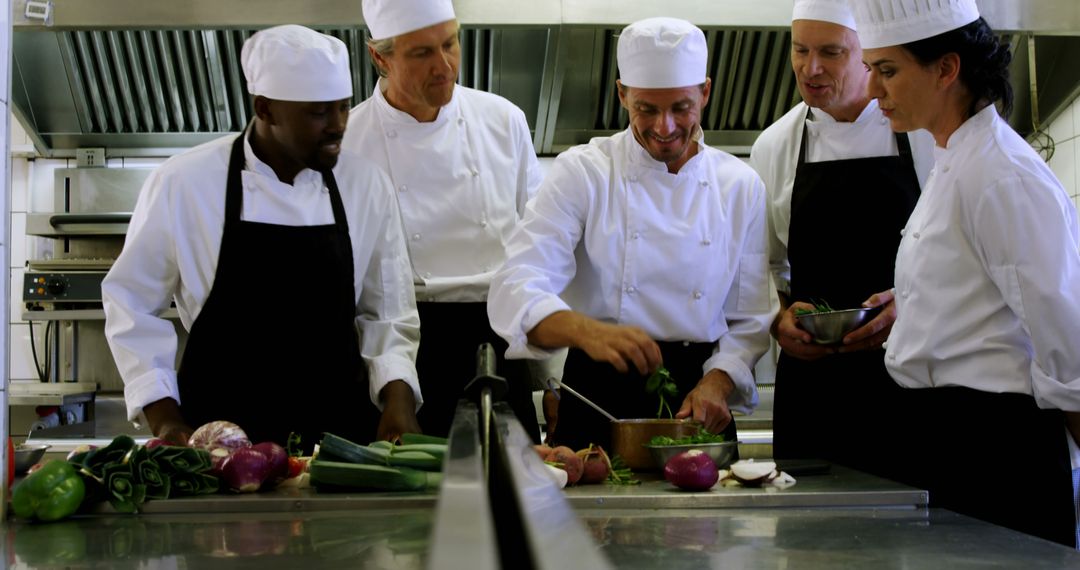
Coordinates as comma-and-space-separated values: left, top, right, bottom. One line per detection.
793, 299, 836, 316
285, 432, 303, 458
605, 454, 640, 485
645, 366, 679, 419
648, 428, 727, 446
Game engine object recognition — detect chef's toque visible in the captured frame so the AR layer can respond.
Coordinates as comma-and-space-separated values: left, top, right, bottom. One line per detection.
793, 0, 857, 30
241, 25, 352, 102
850, 0, 980, 49
617, 17, 707, 89
362, 0, 456, 40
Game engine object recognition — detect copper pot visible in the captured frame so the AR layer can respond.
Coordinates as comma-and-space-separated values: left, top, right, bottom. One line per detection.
610, 419, 701, 471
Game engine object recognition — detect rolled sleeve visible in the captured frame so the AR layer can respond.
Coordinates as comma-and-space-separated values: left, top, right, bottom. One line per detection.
123, 368, 180, 422
703, 353, 757, 415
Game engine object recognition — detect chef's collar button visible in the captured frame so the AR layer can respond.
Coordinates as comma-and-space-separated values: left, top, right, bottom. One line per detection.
412, 233, 422, 241
386, 130, 397, 138
625, 285, 636, 294
693, 291, 703, 300
398, 184, 408, 192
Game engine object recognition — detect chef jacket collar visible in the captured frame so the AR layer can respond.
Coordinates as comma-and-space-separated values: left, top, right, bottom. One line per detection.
934, 102, 996, 155
807, 98, 880, 124
242, 127, 327, 191
372, 78, 460, 126
627, 123, 706, 173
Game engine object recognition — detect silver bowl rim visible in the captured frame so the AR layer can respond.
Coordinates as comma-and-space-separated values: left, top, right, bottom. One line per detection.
14, 443, 52, 452
794, 307, 872, 320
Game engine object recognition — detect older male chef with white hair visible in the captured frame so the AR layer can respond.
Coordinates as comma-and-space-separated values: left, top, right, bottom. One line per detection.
345, 0, 546, 441
747, 0, 933, 481
103, 25, 421, 450
488, 17, 778, 451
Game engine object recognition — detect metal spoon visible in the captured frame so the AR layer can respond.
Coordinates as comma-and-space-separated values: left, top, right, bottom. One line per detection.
548, 378, 619, 422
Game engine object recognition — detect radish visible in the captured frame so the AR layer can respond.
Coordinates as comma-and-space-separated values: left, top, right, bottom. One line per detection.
545, 446, 583, 485
664, 449, 719, 491
220, 448, 272, 493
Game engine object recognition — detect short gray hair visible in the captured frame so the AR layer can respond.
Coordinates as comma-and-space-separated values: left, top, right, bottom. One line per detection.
366, 34, 394, 78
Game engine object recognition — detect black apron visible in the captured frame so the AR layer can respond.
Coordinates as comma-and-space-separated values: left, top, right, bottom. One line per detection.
772, 110, 920, 481
414, 301, 540, 443
177, 133, 376, 451
551, 341, 739, 453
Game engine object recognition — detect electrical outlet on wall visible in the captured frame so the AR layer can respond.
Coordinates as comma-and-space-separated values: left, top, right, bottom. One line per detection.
75, 147, 106, 168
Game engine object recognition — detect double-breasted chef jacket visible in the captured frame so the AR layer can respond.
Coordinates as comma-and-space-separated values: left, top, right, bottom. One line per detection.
344, 80, 546, 440
488, 127, 779, 448
103, 131, 421, 442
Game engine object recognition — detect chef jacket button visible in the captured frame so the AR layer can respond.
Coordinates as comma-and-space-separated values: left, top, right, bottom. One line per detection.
471, 169, 480, 177
880, 118, 888, 125
632, 231, 640, 240
387, 130, 397, 139
912, 232, 920, 239
701, 239, 711, 246
942, 165, 950, 173
900, 289, 909, 298
900, 228, 906, 236
625, 286, 637, 294
888, 354, 896, 361
629, 175, 638, 183
693, 290, 703, 300
458, 117, 465, 125
699, 180, 709, 187
480, 220, 488, 228
412, 233, 422, 241
398, 184, 408, 192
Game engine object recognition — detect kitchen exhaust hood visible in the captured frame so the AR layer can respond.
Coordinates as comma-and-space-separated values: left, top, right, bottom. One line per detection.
11, 0, 1080, 157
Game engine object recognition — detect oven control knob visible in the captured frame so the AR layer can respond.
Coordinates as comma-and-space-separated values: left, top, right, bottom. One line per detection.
45, 277, 67, 296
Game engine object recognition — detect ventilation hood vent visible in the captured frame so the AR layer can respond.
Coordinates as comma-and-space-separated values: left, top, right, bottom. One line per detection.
11, 0, 1080, 157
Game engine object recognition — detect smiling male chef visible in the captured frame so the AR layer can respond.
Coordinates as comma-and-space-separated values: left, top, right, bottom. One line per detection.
344, 0, 547, 441
488, 17, 778, 451
103, 25, 421, 449
747, 0, 933, 480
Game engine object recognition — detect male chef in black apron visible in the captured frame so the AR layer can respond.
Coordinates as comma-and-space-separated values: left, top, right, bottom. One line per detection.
747, 0, 933, 480
488, 18, 778, 451
103, 25, 422, 449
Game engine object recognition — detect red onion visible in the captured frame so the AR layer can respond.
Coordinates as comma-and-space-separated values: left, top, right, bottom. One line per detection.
251, 442, 289, 488
220, 448, 271, 493
664, 449, 719, 491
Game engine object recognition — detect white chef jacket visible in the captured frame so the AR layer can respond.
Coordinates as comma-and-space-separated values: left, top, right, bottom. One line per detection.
344, 81, 543, 302
748, 100, 935, 294
888, 104, 1080, 412
102, 133, 421, 422
487, 128, 779, 414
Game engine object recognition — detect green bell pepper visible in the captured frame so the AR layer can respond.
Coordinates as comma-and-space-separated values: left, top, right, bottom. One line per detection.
11, 459, 86, 522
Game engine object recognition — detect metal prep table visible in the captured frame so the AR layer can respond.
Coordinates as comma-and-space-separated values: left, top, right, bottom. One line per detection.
4, 408, 1079, 568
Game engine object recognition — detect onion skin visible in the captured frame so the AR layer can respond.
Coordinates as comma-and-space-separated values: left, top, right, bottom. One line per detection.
220, 448, 271, 493
251, 442, 289, 488
188, 421, 252, 453
663, 450, 719, 491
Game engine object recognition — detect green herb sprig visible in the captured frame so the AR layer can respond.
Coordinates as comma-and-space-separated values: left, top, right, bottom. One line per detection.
648, 427, 727, 446
645, 366, 678, 419
793, 298, 836, 316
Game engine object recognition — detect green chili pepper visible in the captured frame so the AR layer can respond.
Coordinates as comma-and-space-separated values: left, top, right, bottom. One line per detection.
11, 459, 86, 522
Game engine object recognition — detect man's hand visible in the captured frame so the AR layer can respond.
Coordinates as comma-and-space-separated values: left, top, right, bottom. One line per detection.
142, 398, 193, 446
838, 289, 896, 354
775, 302, 836, 361
377, 380, 421, 443
528, 311, 662, 375
675, 369, 734, 433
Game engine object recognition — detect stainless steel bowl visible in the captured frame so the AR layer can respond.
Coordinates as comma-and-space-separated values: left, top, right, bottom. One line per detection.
645, 441, 739, 470
13, 444, 51, 474
796, 308, 875, 345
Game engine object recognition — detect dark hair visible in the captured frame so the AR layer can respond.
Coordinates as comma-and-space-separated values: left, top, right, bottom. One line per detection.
902, 17, 1012, 118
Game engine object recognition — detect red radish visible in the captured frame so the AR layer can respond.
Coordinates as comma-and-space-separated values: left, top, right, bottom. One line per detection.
664, 449, 719, 491
220, 448, 271, 492
545, 446, 583, 485
251, 442, 289, 488
576, 445, 611, 484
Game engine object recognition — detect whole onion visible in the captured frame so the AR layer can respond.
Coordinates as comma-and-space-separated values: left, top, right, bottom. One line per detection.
188, 421, 252, 452
251, 442, 289, 488
220, 448, 272, 493
664, 449, 719, 491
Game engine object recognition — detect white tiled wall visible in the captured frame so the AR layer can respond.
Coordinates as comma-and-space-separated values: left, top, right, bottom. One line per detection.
1043, 94, 1080, 222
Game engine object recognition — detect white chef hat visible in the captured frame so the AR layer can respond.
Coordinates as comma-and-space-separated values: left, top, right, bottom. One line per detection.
617, 18, 708, 89
362, 0, 456, 41
851, 0, 980, 50
241, 25, 352, 102
792, 0, 857, 31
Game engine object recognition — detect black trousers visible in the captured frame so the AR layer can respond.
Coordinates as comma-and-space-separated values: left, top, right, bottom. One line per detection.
414, 302, 540, 443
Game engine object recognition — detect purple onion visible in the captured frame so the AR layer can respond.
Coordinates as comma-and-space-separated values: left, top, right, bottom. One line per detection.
250, 442, 289, 488
664, 449, 719, 491
220, 448, 271, 493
